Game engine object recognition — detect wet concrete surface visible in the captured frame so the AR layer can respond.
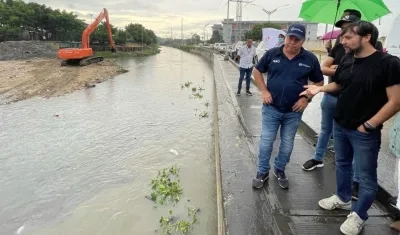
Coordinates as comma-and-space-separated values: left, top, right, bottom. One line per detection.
216, 56, 396, 235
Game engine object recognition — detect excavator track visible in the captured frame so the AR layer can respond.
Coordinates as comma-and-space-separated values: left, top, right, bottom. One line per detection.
79, 56, 104, 66
60, 56, 104, 66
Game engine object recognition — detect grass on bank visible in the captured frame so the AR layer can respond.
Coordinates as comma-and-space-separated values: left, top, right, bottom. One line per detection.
174, 45, 196, 52
95, 45, 161, 58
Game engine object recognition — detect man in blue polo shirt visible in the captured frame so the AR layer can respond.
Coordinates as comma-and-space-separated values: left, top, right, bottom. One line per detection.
252, 23, 324, 189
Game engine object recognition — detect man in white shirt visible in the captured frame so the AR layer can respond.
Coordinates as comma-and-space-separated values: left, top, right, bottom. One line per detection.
235, 38, 257, 96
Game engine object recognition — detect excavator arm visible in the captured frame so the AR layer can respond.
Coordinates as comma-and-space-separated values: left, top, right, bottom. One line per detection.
58, 8, 116, 66
82, 8, 116, 52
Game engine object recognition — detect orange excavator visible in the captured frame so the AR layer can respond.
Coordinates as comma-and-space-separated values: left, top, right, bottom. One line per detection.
58, 8, 116, 66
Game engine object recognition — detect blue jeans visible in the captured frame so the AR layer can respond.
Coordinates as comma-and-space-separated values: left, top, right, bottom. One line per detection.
313, 94, 359, 183
258, 104, 303, 174
238, 67, 252, 91
314, 93, 337, 161
333, 121, 381, 221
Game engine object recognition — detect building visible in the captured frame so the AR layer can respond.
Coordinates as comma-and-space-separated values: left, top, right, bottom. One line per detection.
221, 18, 319, 43
211, 24, 223, 37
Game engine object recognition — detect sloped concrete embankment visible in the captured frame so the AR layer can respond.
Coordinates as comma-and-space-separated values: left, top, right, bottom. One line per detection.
181, 47, 226, 234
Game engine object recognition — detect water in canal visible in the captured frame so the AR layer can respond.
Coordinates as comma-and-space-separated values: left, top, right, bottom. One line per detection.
0, 47, 217, 235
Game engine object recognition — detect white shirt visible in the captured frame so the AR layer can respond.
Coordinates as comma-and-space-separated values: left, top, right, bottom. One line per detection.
238, 45, 256, 69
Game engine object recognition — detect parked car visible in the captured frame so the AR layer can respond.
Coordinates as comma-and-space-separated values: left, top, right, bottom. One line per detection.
229, 41, 244, 59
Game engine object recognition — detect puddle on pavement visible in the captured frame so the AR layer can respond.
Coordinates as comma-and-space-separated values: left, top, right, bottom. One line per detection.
0, 47, 217, 235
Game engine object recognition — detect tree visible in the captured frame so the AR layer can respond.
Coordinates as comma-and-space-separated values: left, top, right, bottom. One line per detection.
191, 33, 200, 44
245, 22, 282, 41
208, 30, 223, 44
0, 0, 158, 44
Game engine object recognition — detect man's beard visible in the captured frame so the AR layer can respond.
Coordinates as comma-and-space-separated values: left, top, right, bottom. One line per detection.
345, 39, 363, 55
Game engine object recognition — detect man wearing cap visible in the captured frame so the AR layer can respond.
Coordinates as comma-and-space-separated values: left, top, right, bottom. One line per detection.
325, 9, 362, 52
302, 10, 363, 200
301, 20, 400, 235
251, 23, 324, 189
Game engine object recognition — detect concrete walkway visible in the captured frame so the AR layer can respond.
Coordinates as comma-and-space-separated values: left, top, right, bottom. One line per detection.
214, 55, 396, 235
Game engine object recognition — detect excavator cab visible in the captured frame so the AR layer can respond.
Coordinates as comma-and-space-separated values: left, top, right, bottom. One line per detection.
57, 8, 116, 66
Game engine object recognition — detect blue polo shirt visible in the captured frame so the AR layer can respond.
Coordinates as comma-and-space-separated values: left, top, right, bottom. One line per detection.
255, 45, 324, 113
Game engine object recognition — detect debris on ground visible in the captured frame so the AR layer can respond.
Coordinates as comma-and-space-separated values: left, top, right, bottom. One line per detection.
0, 41, 128, 104
0, 41, 57, 61
0, 59, 126, 104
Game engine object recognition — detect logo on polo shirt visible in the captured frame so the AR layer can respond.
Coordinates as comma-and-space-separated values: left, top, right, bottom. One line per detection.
273, 59, 280, 63
298, 62, 310, 68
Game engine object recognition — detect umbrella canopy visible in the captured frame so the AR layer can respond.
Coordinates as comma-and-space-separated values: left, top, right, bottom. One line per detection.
299, 0, 391, 24
320, 29, 341, 40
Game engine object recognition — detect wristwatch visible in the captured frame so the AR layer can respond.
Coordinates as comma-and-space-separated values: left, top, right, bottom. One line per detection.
300, 95, 312, 103
363, 121, 376, 132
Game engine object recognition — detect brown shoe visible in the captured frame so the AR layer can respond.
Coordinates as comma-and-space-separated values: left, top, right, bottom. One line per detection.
390, 221, 400, 231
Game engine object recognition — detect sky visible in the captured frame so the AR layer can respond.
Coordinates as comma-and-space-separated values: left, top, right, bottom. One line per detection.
26, 0, 400, 39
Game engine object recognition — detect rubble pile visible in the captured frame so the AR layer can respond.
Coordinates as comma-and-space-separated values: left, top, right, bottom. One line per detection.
0, 41, 57, 60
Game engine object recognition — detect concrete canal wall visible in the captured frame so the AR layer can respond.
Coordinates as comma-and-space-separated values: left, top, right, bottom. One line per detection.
177, 46, 226, 235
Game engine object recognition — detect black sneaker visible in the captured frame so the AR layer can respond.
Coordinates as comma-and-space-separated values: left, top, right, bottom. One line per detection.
273, 169, 289, 189
252, 172, 269, 189
302, 159, 324, 171
389, 196, 398, 210
236, 90, 241, 96
246, 90, 252, 96
352, 182, 359, 201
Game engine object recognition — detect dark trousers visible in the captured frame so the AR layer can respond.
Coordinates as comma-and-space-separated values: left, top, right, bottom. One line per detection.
238, 67, 252, 91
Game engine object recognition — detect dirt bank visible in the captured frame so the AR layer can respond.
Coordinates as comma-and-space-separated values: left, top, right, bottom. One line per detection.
0, 59, 127, 104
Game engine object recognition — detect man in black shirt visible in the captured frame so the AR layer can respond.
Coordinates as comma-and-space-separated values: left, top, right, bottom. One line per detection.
301, 21, 400, 235
302, 13, 360, 189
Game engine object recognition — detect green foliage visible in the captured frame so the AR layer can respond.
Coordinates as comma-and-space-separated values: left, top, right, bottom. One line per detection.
0, 0, 158, 45
208, 30, 223, 44
150, 166, 183, 205
0, 0, 85, 41
94, 45, 160, 58
124, 23, 157, 45
245, 22, 282, 41
159, 207, 199, 235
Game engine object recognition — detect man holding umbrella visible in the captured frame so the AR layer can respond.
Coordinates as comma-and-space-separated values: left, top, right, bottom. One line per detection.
302, 10, 362, 200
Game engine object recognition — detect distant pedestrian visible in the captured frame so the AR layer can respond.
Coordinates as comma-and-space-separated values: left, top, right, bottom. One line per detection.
301, 21, 400, 235
251, 23, 324, 189
302, 10, 362, 201
274, 33, 285, 47
235, 38, 256, 96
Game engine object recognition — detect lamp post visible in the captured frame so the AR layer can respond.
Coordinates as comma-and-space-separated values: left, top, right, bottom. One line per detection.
251, 4, 289, 22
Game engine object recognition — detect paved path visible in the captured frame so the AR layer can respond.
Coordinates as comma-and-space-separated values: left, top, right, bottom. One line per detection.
215, 55, 396, 235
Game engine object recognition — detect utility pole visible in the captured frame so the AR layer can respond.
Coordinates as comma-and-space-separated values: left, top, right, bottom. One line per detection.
89, 14, 93, 23
236, 0, 242, 42
228, 0, 253, 42
181, 18, 183, 45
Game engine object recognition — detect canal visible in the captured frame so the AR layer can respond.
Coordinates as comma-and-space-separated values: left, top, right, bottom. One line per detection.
0, 47, 217, 235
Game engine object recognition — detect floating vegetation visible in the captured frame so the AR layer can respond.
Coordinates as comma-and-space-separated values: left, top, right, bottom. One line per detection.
184, 81, 192, 87
149, 166, 183, 205
180, 80, 209, 119
189, 92, 203, 100
196, 111, 209, 118
149, 166, 200, 234
159, 207, 199, 235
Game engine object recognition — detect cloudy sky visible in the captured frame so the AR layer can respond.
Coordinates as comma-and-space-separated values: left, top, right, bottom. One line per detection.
27, 0, 400, 38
